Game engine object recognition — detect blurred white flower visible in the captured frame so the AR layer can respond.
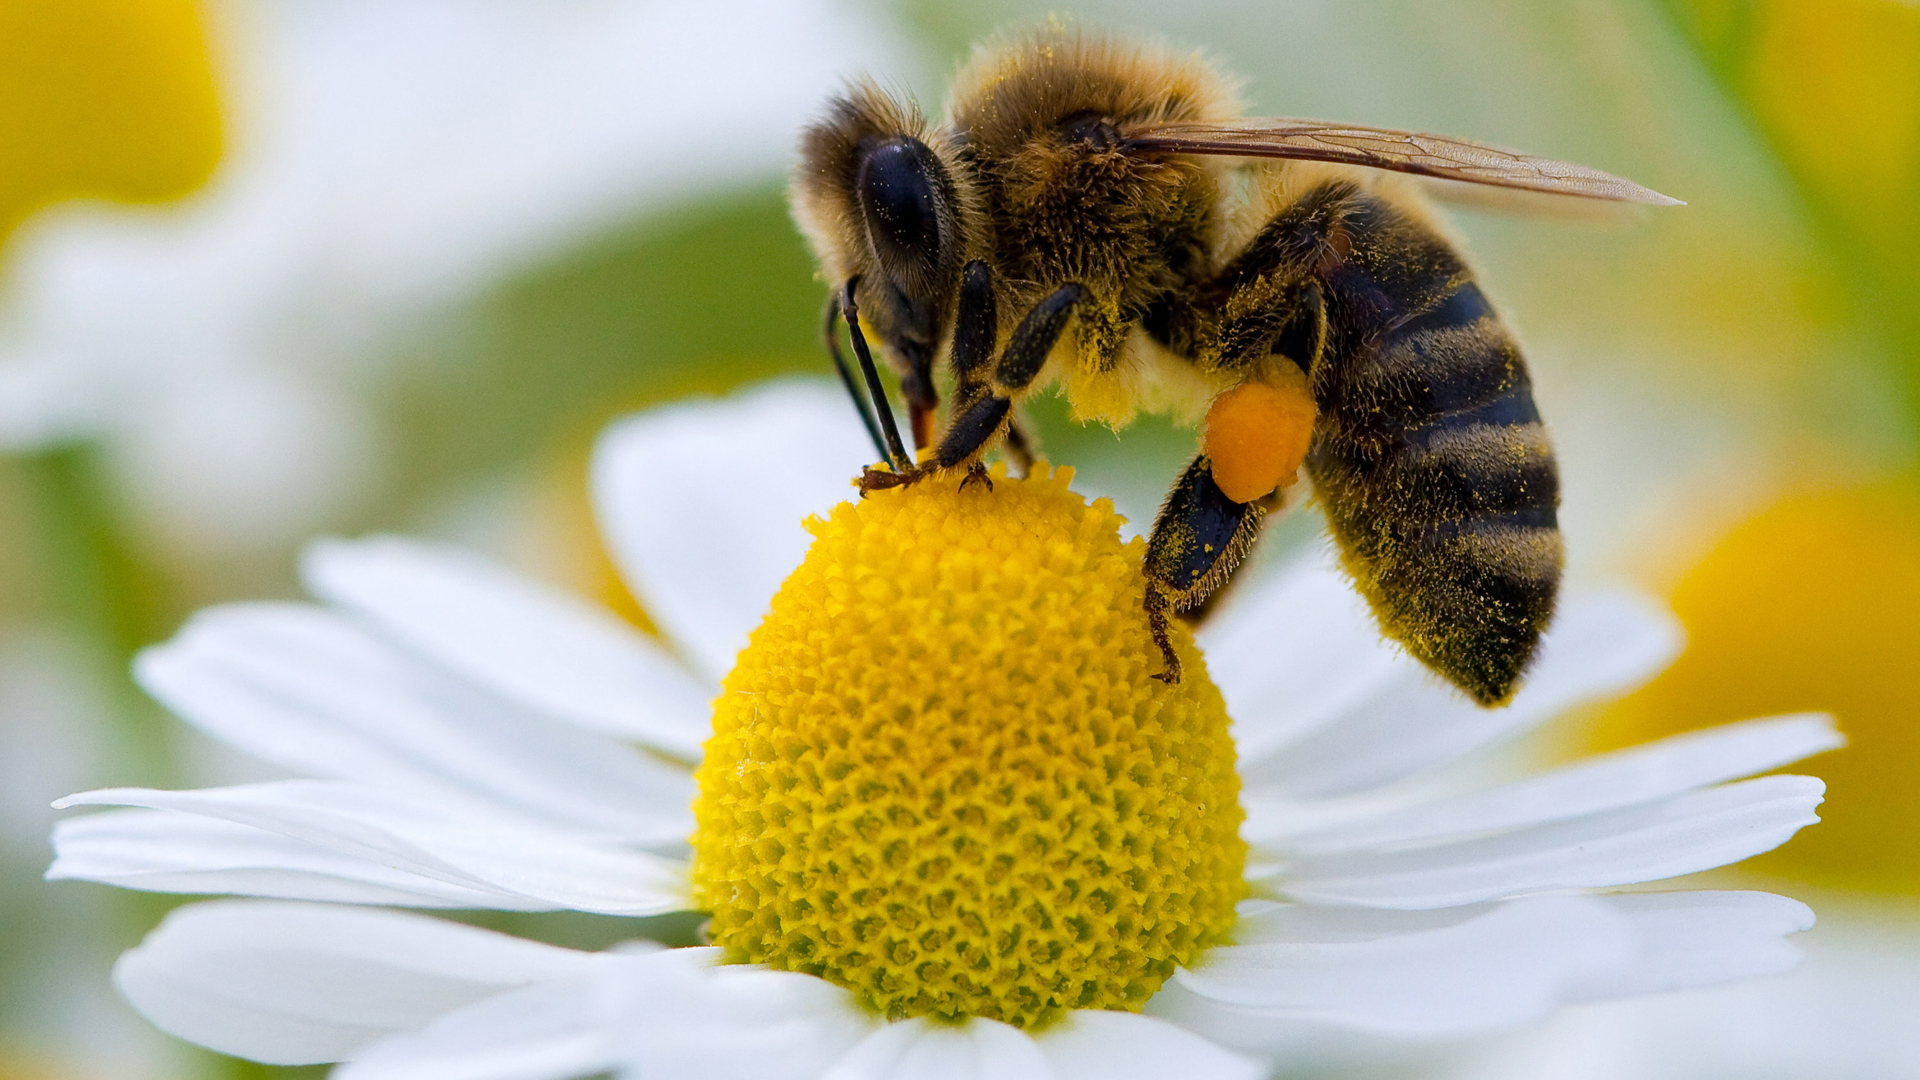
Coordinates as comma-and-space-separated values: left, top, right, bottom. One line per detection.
0, 0, 914, 553
49, 382, 1834, 1077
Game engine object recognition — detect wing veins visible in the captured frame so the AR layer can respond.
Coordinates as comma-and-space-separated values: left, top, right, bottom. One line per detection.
1124, 120, 1681, 206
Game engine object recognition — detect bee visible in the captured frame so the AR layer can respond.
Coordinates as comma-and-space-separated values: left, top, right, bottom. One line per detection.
791, 29, 1677, 706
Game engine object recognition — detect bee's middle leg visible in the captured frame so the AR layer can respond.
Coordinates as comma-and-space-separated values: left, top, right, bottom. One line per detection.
930, 281, 1085, 471
1001, 416, 1036, 478
1144, 455, 1265, 683
955, 265, 1040, 481
866, 272, 1083, 495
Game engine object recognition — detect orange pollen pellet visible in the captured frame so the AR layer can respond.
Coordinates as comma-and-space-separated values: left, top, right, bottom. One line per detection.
1203, 372, 1317, 504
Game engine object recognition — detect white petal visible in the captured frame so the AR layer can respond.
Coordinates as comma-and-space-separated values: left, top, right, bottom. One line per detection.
1273, 775, 1824, 909
1037, 1011, 1263, 1080
591, 380, 873, 683
137, 602, 693, 843
1222, 892, 1810, 1003
114, 900, 599, 1065
338, 976, 613, 1080
1577, 890, 1815, 1001
56, 782, 691, 916
304, 536, 712, 759
609, 947, 875, 1080
1198, 554, 1405, 762
49, 808, 533, 908
1166, 895, 1633, 1036
823, 1016, 1055, 1080
1271, 714, 1841, 853
1229, 899, 1514, 944
1237, 590, 1685, 798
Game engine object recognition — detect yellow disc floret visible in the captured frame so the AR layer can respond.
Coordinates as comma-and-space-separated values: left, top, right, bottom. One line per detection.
692, 465, 1245, 1030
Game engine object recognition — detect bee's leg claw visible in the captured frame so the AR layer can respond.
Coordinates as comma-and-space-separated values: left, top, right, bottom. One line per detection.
1145, 593, 1183, 684
959, 463, 994, 493
859, 463, 923, 496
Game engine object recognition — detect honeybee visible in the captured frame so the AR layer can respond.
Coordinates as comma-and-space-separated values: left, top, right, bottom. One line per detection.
791, 30, 1677, 706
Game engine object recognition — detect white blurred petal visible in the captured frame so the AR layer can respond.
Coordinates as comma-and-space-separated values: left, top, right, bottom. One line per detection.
1577, 891, 1815, 1001
1199, 554, 1405, 761
591, 381, 877, 683
0, 355, 89, 449
610, 947, 875, 1080
1224, 891, 1814, 1007
303, 536, 712, 759
265, 0, 911, 307
1037, 1010, 1263, 1080
113, 900, 598, 1065
49, 808, 531, 908
1273, 775, 1824, 909
112, 369, 381, 554
56, 782, 690, 916
823, 1016, 1055, 1080
1269, 714, 1840, 852
1230, 899, 1513, 944
338, 977, 613, 1080
1441, 905, 1920, 1080
136, 602, 692, 842
1167, 895, 1633, 1036
1237, 588, 1685, 798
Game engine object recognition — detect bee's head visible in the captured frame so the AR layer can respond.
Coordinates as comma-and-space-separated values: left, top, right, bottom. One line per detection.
792, 83, 978, 368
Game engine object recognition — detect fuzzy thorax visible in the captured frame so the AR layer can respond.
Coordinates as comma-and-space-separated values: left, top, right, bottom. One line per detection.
691, 466, 1245, 1030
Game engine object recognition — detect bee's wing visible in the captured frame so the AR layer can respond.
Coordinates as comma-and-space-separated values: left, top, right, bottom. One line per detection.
1124, 119, 1682, 206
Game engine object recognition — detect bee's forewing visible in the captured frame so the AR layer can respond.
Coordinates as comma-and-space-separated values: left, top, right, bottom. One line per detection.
1124, 119, 1682, 206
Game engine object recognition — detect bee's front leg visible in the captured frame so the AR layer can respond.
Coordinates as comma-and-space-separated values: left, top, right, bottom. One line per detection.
858, 261, 996, 496
1144, 455, 1266, 683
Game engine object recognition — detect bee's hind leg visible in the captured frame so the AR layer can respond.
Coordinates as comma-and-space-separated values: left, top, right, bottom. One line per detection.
1144, 455, 1265, 683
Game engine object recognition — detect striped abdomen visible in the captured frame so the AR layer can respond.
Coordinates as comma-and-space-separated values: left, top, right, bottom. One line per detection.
1305, 191, 1561, 704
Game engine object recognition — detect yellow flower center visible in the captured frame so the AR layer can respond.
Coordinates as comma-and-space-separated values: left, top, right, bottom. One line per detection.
691, 466, 1245, 1030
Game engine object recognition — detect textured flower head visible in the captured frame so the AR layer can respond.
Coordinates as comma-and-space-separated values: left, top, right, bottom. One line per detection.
50, 382, 1837, 1078
695, 469, 1245, 1027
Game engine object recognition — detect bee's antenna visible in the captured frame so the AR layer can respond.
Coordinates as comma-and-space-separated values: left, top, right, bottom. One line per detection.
840, 278, 911, 471
823, 295, 890, 464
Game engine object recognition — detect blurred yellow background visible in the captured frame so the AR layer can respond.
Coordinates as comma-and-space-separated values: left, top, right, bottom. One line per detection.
0, 0, 223, 249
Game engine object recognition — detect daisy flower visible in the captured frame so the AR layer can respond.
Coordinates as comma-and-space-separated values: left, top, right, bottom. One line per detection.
49, 381, 1836, 1078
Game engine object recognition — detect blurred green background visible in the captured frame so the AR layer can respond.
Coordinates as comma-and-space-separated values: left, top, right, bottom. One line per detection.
1, 0, 1917, 1078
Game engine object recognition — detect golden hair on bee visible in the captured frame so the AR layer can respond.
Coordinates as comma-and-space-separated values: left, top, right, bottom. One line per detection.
796, 25, 1677, 707
945, 30, 1240, 415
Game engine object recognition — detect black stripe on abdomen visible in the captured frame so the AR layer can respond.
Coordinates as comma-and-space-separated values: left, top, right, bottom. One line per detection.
1308, 274, 1561, 704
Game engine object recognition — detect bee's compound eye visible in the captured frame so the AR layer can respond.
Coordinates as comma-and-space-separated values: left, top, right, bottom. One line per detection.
1060, 112, 1122, 150
856, 138, 945, 275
